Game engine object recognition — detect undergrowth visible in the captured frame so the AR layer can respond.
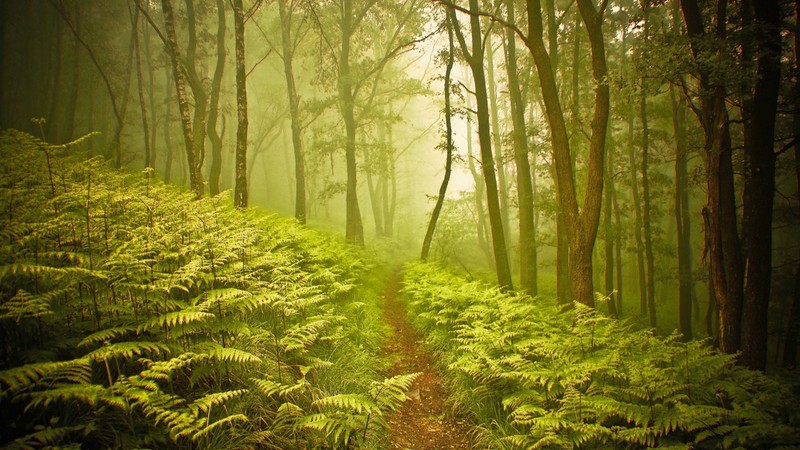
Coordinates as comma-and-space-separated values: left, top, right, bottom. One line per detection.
0, 129, 415, 449
401, 261, 800, 449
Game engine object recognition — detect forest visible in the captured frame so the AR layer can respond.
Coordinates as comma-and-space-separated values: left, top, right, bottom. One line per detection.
0, 0, 799, 448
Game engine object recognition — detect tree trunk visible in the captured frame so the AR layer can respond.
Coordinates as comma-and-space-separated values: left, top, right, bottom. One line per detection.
161, 0, 204, 198
143, 22, 158, 170
207, 0, 226, 196
232, 0, 248, 208
603, 143, 617, 317
451, 1, 513, 290
486, 35, 511, 258
784, 2, 800, 368
278, 0, 306, 224
524, 0, 609, 306
671, 85, 693, 341
740, 0, 780, 371
132, 3, 151, 169
421, 15, 455, 261
505, 0, 537, 295
640, 72, 657, 329
163, 66, 174, 183
680, 0, 744, 354
340, 0, 364, 245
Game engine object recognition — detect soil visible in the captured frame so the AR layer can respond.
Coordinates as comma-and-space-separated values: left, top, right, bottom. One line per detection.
381, 272, 472, 450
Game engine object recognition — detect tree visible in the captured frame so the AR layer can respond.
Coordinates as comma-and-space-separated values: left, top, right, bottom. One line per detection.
278, 0, 307, 223
522, 0, 610, 306
421, 13, 455, 261
157, 0, 206, 199
232, 0, 248, 208
207, 0, 227, 196
448, 0, 514, 290
504, 0, 537, 295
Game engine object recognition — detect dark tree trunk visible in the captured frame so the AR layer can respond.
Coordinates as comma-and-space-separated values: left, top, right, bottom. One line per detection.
681, 0, 744, 355
421, 14, 455, 261
450, 1, 513, 290
278, 0, 306, 224
640, 73, 657, 329
339, 0, 364, 245
486, 35, 511, 257
505, 0, 537, 295
161, 0, 204, 198
132, 3, 151, 169
524, 0, 609, 306
232, 0, 248, 208
740, 0, 780, 371
207, 0, 226, 196
784, 2, 800, 368
671, 85, 693, 341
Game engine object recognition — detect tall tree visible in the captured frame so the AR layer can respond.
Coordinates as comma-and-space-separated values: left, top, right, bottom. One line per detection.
278, 0, 307, 223
207, 0, 227, 196
421, 13, 455, 261
232, 0, 248, 208
505, 0, 537, 295
449, 0, 514, 290
680, 0, 744, 354
159, 0, 205, 198
639, 0, 656, 328
739, 0, 781, 370
671, 85, 693, 340
522, 0, 610, 306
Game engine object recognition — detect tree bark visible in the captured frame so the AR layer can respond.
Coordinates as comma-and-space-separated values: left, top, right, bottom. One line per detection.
740, 0, 780, 371
161, 0, 204, 198
421, 14, 455, 261
207, 0, 226, 196
486, 35, 511, 258
131, 2, 151, 169
680, 0, 744, 354
278, 0, 307, 224
450, 1, 513, 290
232, 0, 248, 208
640, 66, 656, 329
339, 0, 364, 245
505, 0, 537, 295
524, 0, 609, 306
671, 85, 693, 341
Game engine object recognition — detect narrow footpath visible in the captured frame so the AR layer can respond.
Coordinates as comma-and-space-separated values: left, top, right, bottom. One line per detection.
382, 272, 472, 449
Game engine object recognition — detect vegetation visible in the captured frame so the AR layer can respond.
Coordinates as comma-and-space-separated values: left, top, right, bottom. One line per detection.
0, 130, 415, 449
402, 261, 800, 448
1, 0, 800, 447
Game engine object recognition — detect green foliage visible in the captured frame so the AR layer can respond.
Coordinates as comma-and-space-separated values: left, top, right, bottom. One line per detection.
402, 261, 800, 449
0, 130, 404, 449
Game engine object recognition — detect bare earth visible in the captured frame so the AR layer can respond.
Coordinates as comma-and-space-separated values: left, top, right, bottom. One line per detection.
382, 272, 472, 450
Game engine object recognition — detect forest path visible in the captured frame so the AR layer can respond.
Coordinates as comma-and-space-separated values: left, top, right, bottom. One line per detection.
381, 271, 472, 449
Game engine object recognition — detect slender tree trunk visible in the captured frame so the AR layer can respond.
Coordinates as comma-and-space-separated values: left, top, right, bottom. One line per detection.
671, 86, 693, 340
340, 0, 364, 245
422, 14, 455, 261
604, 144, 617, 317
161, 0, 203, 198
784, 1, 800, 368
207, 0, 226, 196
450, 2, 513, 290
46, 18, 62, 143
740, 0, 780, 371
524, 0, 609, 306
681, 0, 744, 354
613, 183, 623, 315
143, 22, 158, 170
466, 99, 492, 266
505, 0, 536, 295
486, 35, 510, 257
278, 0, 307, 224
132, 3, 151, 168
233, 0, 248, 208
163, 66, 174, 183
640, 72, 657, 329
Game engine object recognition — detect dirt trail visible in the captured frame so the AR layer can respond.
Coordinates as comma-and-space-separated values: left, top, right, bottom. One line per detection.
382, 272, 472, 450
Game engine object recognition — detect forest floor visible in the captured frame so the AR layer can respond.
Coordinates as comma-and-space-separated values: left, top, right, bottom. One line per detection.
382, 271, 472, 449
